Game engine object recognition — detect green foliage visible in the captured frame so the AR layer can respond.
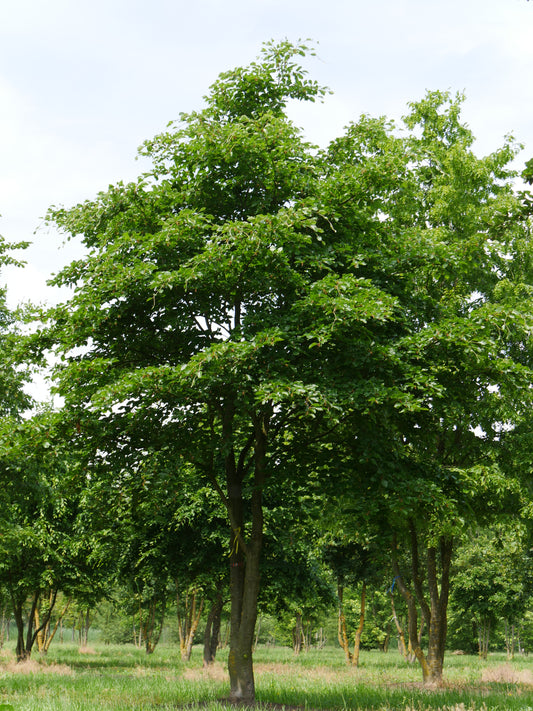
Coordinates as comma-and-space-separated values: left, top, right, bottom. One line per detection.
34, 41, 533, 690
452, 524, 533, 630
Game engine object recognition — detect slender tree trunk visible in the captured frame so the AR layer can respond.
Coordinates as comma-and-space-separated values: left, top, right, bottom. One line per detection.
504, 620, 516, 660
0, 606, 6, 650
352, 581, 366, 667
35, 608, 44, 653
292, 612, 303, 655
43, 599, 71, 653
390, 592, 408, 660
141, 598, 165, 654
177, 586, 204, 661
25, 592, 39, 658
391, 538, 429, 681
203, 589, 224, 666
337, 584, 352, 664
392, 529, 452, 685
478, 616, 490, 659
80, 608, 91, 647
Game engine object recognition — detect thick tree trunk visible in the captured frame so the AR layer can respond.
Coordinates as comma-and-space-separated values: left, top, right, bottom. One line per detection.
226, 409, 269, 704
228, 538, 261, 703
13, 601, 27, 662
425, 538, 452, 683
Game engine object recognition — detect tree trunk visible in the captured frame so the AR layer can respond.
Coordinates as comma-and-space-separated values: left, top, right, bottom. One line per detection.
391, 528, 452, 685
12, 600, 27, 662
292, 612, 304, 655
478, 616, 490, 659
0, 606, 6, 650
337, 584, 352, 664
203, 589, 224, 666
504, 620, 516, 660
141, 598, 165, 654
80, 608, 91, 647
390, 592, 408, 660
352, 581, 366, 667
177, 586, 204, 661
226, 408, 269, 704
43, 598, 71, 653
425, 538, 452, 684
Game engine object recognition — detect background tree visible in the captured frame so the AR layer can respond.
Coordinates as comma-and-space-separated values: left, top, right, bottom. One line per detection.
0, 410, 94, 660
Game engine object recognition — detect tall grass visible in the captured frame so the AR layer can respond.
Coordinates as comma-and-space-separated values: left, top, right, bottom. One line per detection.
0, 643, 532, 710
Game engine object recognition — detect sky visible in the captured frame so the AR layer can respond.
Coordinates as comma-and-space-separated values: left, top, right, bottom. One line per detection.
1, 0, 532, 398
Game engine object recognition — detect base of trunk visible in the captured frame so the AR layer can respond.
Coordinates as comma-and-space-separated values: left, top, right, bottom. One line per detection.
228, 648, 255, 704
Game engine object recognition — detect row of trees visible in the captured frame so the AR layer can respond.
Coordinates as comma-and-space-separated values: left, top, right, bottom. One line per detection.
2, 41, 533, 704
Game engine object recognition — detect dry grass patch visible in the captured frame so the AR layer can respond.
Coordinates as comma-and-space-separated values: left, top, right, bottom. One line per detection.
183, 662, 229, 683
78, 645, 97, 654
2, 658, 72, 676
481, 663, 533, 685
255, 662, 361, 684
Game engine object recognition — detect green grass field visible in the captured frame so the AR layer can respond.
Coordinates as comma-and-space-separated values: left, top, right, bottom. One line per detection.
1, 643, 533, 710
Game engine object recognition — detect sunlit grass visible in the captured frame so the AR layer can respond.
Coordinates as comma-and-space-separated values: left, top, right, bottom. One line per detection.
0, 643, 532, 709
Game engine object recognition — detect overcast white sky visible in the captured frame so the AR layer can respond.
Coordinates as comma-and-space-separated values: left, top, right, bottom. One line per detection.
1, 0, 532, 312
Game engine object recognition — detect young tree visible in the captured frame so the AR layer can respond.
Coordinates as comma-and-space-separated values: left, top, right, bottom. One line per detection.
0, 410, 95, 660
452, 525, 533, 659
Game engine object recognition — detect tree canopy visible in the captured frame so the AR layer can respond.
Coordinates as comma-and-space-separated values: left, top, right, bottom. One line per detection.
32, 41, 533, 699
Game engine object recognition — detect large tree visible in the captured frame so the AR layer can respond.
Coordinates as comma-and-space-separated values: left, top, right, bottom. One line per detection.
41, 47, 533, 699
43, 41, 404, 703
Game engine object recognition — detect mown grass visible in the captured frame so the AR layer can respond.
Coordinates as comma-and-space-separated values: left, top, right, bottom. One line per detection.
0, 643, 532, 710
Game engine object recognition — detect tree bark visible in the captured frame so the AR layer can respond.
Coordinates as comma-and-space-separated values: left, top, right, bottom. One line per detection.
352, 581, 366, 667
43, 598, 71, 653
203, 589, 224, 666
390, 591, 408, 660
478, 616, 490, 659
391, 537, 429, 681
177, 586, 203, 661
391, 529, 452, 685
292, 612, 304, 655
425, 537, 452, 683
226, 408, 269, 704
337, 584, 352, 663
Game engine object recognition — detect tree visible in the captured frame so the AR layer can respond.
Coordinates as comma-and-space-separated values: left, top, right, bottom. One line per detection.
42, 39, 413, 702
41, 48, 533, 698
323, 539, 380, 666
0, 410, 95, 660
452, 525, 533, 659
344, 94, 533, 683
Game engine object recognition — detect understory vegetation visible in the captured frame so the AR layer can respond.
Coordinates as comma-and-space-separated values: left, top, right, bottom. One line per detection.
1, 643, 533, 710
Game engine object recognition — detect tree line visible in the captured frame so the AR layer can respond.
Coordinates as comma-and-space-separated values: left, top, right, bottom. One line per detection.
1, 40, 533, 705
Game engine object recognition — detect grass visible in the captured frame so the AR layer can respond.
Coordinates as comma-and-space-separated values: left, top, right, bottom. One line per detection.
0, 643, 532, 710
